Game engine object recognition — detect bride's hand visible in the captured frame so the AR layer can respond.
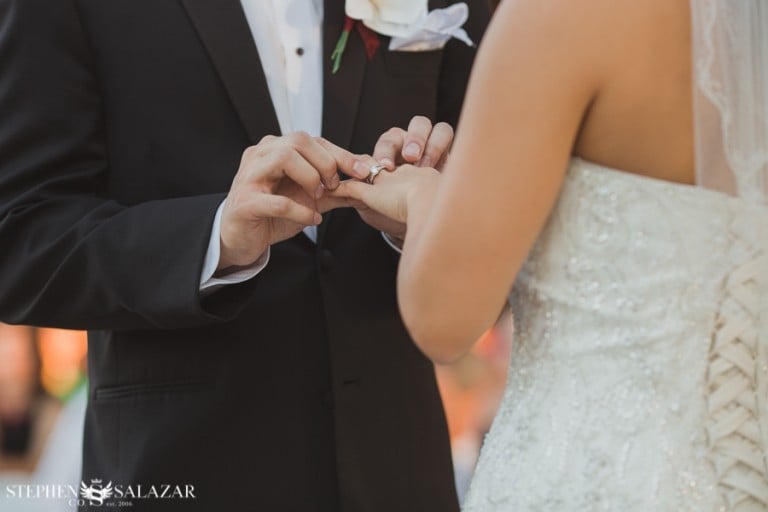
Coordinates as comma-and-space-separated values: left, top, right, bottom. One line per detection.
329, 164, 440, 226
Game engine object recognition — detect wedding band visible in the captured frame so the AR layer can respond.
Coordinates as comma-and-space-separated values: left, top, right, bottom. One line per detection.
366, 164, 386, 185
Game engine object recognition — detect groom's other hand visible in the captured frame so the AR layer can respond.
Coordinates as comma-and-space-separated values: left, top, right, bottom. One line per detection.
372, 116, 455, 171
218, 133, 355, 271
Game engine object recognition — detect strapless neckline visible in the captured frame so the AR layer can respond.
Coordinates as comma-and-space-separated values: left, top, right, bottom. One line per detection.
570, 157, 751, 208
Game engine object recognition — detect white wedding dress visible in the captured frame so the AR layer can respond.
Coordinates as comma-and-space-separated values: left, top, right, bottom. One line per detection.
462, 158, 768, 511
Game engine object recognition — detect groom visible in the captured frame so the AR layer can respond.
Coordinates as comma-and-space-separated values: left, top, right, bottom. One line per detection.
0, 0, 489, 510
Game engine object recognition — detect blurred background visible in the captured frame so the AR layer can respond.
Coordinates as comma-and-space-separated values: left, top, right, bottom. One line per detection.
0, 326, 88, 511
0, 313, 511, 508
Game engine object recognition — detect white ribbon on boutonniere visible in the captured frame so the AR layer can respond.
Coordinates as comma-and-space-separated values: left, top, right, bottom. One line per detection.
332, 1, 474, 73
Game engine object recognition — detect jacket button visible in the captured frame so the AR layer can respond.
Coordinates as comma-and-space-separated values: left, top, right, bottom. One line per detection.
319, 250, 334, 272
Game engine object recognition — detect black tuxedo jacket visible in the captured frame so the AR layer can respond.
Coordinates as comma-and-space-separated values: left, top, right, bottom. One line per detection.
0, 0, 490, 510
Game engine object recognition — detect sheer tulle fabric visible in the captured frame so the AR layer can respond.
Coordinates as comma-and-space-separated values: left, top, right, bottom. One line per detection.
693, 0, 768, 203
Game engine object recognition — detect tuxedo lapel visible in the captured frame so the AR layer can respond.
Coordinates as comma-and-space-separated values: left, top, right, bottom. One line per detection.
181, 0, 363, 246
320, 0, 368, 245
180, 0, 280, 143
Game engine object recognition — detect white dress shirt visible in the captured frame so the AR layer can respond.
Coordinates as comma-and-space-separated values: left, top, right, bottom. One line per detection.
200, 0, 324, 292
199, 0, 401, 292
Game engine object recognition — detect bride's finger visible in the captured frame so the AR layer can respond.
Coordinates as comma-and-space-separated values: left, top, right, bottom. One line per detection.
316, 194, 357, 213
328, 174, 406, 223
328, 180, 370, 203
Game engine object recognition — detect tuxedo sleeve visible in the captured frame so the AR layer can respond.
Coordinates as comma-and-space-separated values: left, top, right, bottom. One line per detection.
436, 0, 492, 126
0, 0, 257, 330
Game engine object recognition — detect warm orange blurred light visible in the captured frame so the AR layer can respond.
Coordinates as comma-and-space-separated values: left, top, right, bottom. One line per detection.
436, 326, 510, 442
435, 314, 513, 495
37, 329, 87, 398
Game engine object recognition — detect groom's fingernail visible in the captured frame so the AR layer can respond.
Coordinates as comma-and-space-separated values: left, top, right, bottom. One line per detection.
353, 160, 369, 178
404, 143, 421, 158
314, 213, 323, 225
380, 158, 395, 170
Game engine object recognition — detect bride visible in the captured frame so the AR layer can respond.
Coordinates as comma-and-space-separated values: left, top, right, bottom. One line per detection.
330, 0, 768, 509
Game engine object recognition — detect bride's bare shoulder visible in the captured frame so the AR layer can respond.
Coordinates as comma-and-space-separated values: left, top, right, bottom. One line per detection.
493, 0, 689, 56
488, 0, 693, 180
497, 0, 688, 22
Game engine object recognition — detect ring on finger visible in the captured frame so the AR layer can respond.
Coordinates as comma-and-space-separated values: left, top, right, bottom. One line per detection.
366, 164, 386, 185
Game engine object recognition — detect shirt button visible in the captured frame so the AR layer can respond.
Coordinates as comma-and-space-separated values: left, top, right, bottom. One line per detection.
296, 47, 304, 56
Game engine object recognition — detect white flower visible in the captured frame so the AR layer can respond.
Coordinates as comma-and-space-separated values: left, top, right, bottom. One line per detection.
345, 0, 474, 51
345, 0, 429, 38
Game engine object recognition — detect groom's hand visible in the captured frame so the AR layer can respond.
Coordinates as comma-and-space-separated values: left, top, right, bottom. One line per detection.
218, 133, 354, 271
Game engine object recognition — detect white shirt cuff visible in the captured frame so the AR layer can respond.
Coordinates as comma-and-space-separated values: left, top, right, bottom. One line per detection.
199, 201, 271, 294
381, 232, 403, 254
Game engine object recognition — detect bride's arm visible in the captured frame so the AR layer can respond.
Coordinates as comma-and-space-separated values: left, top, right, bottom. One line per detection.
396, 0, 612, 363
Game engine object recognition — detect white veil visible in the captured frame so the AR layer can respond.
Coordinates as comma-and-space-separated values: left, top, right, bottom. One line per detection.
692, 0, 768, 203
692, 2, 768, 510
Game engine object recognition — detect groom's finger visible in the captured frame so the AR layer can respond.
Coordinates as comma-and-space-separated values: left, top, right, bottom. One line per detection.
284, 132, 340, 190
315, 137, 369, 180
352, 154, 381, 179
256, 149, 324, 200
246, 192, 322, 226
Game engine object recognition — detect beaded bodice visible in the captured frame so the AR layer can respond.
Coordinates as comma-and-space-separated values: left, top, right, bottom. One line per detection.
463, 159, 768, 511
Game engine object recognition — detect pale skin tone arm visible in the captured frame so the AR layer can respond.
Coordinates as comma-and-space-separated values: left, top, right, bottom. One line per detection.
332, 0, 622, 363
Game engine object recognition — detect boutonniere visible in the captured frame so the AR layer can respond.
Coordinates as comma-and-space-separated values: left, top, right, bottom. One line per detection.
332, 1, 474, 74
331, 15, 383, 74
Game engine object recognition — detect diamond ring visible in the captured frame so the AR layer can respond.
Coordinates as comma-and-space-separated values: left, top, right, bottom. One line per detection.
366, 164, 387, 185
